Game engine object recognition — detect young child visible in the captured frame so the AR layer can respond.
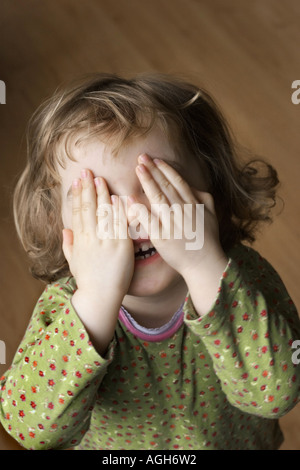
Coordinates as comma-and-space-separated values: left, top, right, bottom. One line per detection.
1, 73, 299, 450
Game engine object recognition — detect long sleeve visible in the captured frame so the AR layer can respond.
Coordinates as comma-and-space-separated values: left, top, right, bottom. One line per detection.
0, 277, 115, 450
184, 244, 300, 418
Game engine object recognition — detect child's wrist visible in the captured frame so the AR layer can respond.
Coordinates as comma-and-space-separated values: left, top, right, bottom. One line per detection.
75, 280, 126, 301
72, 286, 124, 314
182, 250, 228, 317
71, 288, 123, 355
181, 245, 227, 281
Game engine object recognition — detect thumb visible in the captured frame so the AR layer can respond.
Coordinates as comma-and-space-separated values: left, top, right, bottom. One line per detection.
62, 229, 73, 263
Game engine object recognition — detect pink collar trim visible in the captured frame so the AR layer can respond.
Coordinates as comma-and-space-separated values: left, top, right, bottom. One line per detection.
118, 304, 184, 342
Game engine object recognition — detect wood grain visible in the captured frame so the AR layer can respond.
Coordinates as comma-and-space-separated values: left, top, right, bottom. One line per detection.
0, 0, 299, 450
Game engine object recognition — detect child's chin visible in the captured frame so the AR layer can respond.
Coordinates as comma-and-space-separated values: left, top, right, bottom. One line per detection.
126, 265, 181, 298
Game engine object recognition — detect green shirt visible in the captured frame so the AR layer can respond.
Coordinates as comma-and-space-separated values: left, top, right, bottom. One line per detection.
1, 244, 299, 450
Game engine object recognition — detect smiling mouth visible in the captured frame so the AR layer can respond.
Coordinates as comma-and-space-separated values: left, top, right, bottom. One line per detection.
134, 241, 157, 260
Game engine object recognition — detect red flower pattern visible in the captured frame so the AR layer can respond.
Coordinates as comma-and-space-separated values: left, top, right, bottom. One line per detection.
0, 244, 299, 451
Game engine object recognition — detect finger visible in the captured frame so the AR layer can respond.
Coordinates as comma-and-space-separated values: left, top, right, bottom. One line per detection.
95, 177, 113, 233
127, 196, 159, 241
72, 178, 82, 233
95, 178, 114, 240
62, 228, 73, 263
95, 177, 112, 219
137, 154, 182, 205
152, 157, 198, 203
111, 195, 128, 240
136, 163, 171, 211
95, 177, 111, 205
80, 169, 97, 232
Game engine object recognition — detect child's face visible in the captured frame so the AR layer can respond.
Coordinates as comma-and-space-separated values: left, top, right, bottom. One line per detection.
58, 126, 207, 299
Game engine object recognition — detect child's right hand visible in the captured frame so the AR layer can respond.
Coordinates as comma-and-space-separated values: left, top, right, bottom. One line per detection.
62, 169, 134, 355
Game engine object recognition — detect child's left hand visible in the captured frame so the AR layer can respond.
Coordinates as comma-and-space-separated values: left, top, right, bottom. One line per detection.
128, 153, 226, 280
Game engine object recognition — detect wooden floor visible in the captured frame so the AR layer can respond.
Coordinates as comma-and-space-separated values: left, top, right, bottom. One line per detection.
0, 0, 299, 450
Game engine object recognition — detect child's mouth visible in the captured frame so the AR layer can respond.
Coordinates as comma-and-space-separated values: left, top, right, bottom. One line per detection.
134, 240, 157, 261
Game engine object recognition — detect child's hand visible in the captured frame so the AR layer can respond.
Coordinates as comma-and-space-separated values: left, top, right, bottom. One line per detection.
131, 154, 228, 316
62, 169, 134, 354
63, 169, 134, 294
130, 154, 224, 277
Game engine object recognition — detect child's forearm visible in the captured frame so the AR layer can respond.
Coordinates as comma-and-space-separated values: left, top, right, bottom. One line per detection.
183, 250, 228, 317
71, 288, 123, 356
62, 170, 135, 357
184, 244, 300, 419
0, 279, 115, 450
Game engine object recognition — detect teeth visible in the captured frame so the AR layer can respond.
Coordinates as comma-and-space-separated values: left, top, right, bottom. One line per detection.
134, 241, 154, 254
135, 249, 156, 260
134, 241, 157, 260
141, 241, 153, 251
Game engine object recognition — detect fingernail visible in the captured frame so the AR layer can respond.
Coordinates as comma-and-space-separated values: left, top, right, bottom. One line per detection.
111, 195, 118, 204
153, 158, 162, 165
138, 154, 150, 164
127, 195, 136, 204
136, 164, 146, 174
94, 177, 101, 187
81, 169, 87, 179
72, 179, 80, 187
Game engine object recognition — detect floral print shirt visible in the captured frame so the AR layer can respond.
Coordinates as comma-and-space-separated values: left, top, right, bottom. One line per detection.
1, 244, 299, 450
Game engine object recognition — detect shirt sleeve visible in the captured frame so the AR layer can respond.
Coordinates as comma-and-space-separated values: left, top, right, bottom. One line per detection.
183, 244, 300, 419
0, 277, 115, 450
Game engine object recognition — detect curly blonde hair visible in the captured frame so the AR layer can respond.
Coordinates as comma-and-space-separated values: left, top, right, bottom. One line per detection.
13, 73, 279, 283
